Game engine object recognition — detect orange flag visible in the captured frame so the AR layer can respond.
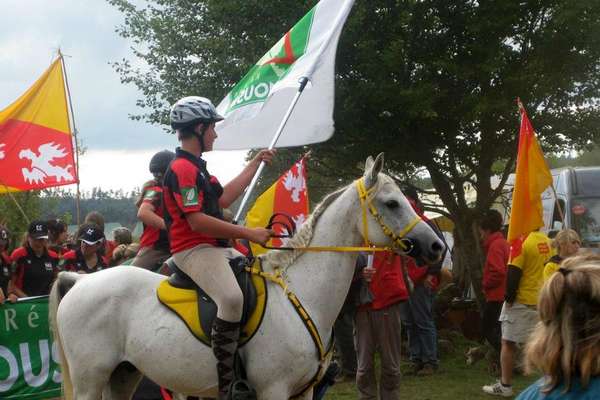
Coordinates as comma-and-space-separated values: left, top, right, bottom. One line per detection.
246, 157, 309, 256
0, 57, 77, 193
507, 101, 552, 258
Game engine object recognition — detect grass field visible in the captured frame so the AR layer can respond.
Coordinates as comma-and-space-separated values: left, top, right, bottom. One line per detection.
324, 333, 538, 399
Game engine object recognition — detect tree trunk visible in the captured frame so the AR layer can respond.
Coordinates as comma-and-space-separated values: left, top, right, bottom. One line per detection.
452, 214, 486, 312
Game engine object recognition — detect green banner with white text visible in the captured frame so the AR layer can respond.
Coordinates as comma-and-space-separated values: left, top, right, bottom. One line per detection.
0, 296, 61, 399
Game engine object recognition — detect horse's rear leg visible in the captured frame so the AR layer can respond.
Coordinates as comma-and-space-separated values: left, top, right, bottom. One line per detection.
102, 362, 143, 400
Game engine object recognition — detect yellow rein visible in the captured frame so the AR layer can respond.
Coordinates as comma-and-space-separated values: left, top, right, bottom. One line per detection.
260, 177, 421, 254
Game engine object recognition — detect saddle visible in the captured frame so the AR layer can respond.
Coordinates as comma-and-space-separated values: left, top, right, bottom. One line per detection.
156, 256, 267, 346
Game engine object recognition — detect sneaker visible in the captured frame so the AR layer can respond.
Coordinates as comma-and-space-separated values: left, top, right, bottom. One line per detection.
482, 380, 513, 397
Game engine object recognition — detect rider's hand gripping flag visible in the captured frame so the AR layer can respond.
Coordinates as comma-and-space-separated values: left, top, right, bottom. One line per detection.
245, 157, 309, 256
214, 0, 355, 150
0, 58, 77, 193
507, 100, 553, 259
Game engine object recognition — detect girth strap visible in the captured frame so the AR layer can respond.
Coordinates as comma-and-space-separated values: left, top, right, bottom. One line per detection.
245, 263, 334, 398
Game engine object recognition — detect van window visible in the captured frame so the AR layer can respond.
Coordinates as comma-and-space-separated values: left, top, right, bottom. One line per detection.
574, 170, 600, 195
571, 197, 600, 246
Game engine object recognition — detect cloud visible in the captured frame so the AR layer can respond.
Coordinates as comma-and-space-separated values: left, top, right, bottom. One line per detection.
0, 0, 251, 192
0, 0, 173, 151
77, 149, 248, 193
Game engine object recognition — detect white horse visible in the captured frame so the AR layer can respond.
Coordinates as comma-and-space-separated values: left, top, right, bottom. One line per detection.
49, 154, 444, 400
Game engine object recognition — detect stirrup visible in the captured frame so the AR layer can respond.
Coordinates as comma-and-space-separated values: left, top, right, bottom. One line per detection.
227, 379, 256, 400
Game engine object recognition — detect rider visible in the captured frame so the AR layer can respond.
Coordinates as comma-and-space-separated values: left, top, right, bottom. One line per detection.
131, 150, 175, 270
163, 96, 274, 399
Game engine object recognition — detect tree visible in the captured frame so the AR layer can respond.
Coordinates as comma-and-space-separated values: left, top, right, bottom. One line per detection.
109, 0, 600, 308
0, 192, 41, 246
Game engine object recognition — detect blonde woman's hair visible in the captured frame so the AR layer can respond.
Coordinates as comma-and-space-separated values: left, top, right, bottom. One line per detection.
551, 229, 581, 250
525, 254, 600, 393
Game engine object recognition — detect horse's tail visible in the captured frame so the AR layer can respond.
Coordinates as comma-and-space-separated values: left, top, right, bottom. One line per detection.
49, 271, 82, 400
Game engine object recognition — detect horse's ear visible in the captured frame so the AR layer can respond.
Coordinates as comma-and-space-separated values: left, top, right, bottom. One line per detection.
364, 153, 385, 188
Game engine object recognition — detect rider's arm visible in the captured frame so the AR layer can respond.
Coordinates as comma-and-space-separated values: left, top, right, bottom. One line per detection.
219, 150, 275, 208
138, 202, 166, 230
185, 212, 270, 244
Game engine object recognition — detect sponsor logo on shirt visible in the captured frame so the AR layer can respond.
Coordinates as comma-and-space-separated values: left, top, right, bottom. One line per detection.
537, 243, 550, 254
182, 187, 199, 207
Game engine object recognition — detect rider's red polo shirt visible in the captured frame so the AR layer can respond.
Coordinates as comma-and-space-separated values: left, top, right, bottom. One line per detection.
139, 184, 170, 251
163, 148, 226, 254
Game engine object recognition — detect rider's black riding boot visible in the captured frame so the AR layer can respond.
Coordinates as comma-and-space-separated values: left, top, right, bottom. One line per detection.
212, 317, 240, 400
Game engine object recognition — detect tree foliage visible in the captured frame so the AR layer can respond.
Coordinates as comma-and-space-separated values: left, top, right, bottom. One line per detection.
109, 0, 600, 306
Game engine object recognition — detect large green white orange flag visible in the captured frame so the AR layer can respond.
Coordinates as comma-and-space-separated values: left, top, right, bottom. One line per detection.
215, 0, 355, 150
246, 157, 309, 256
0, 58, 77, 193
507, 101, 552, 258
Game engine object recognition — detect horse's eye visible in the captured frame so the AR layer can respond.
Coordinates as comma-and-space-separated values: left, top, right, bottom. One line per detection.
385, 200, 399, 209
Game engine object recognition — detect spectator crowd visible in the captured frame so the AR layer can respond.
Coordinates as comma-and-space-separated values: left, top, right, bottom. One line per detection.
0, 155, 599, 400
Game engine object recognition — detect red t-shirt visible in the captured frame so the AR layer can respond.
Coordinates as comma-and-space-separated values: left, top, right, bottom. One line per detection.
139, 185, 169, 251
11, 246, 59, 296
163, 148, 226, 254
482, 231, 509, 302
361, 252, 410, 310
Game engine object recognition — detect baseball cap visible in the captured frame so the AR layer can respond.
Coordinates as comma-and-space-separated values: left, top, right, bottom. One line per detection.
28, 220, 49, 240
79, 224, 105, 245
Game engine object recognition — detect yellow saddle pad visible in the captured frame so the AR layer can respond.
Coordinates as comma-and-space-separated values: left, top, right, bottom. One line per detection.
156, 260, 267, 346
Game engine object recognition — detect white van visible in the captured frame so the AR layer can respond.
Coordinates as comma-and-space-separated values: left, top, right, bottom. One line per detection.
498, 167, 600, 249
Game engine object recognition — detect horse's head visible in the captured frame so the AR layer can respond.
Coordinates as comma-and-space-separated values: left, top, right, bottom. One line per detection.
357, 153, 445, 264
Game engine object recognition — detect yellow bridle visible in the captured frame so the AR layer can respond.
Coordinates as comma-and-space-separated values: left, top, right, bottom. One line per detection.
355, 177, 421, 253
260, 177, 421, 254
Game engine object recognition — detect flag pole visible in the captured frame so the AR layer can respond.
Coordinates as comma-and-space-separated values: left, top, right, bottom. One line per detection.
233, 77, 310, 223
59, 50, 82, 225
232, 0, 354, 223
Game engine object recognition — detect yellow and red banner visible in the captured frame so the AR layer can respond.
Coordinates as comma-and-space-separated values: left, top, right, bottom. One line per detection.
246, 157, 309, 256
0, 58, 77, 193
508, 101, 552, 259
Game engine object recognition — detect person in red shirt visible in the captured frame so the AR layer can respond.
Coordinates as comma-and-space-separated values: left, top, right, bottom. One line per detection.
0, 226, 12, 303
132, 150, 175, 270
61, 224, 108, 273
479, 209, 509, 356
355, 251, 408, 400
164, 96, 274, 399
9, 220, 59, 299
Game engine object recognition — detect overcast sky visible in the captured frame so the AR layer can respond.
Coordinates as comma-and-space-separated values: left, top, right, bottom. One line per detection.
0, 0, 247, 192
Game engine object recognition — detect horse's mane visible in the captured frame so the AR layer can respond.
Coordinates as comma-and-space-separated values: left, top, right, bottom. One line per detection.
261, 183, 351, 270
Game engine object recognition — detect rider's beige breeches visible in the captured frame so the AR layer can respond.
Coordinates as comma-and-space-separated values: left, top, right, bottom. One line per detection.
173, 245, 244, 322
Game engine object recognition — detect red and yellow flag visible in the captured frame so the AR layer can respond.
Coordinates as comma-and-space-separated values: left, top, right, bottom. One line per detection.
246, 157, 309, 256
0, 57, 77, 193
507, 101, 552, 258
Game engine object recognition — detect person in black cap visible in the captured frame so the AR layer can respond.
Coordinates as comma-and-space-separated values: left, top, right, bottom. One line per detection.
61, 223, 108, 274
0, 226, 12, 303
9, 220, 60, 298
